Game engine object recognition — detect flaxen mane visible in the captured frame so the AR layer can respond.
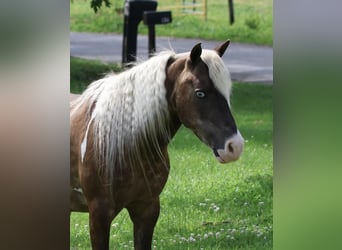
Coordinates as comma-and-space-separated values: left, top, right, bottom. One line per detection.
73, 52, 176, 182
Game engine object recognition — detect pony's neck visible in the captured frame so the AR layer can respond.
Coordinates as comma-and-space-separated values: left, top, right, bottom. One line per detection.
164, 56, 186, 137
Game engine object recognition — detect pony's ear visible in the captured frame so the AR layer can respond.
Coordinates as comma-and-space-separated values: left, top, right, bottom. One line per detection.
214, 40, 230, 57
190, 43, 202, 64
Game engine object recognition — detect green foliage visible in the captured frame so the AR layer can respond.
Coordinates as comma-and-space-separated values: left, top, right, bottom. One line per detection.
90, 0, 111, 13
70, 58, 273, 249
70, 0, 273, 45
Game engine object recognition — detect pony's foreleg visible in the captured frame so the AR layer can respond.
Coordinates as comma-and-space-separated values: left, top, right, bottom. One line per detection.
127, 197, 160, 250
88, 199, 113, 250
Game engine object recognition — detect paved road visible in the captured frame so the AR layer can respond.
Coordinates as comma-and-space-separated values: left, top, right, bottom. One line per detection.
70, 32, 273, 84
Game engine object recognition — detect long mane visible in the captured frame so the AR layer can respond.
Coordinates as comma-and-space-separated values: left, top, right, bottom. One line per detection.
75, 51, 176, 182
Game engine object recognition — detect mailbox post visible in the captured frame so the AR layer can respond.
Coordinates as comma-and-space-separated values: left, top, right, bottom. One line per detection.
122, 0, 172, 65
122, 0, 157, 64
228, 0, 234, 24
143, 11, 172, 56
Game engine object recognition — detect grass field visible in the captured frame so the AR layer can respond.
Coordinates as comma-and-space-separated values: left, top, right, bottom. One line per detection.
70, 0, 273, 45
70, 57, 122, 93
70, 58, 273, 249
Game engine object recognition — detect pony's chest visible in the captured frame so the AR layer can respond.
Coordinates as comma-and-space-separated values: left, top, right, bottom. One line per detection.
112, 163, 170, 203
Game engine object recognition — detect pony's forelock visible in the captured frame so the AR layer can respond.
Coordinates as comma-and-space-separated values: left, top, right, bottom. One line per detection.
201, 49, 232, 106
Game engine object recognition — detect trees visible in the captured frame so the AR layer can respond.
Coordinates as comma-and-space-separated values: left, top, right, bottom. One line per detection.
90, 0, 111, 12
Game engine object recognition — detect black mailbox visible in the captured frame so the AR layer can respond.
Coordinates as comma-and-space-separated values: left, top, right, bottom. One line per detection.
143, 11, 172, 25
121, 0, 172, 65
143, 10, 172, 56
122, 0, 157, 64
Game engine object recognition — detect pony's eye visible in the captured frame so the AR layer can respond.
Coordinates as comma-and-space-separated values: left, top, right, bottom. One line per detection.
195, 90, 206, 99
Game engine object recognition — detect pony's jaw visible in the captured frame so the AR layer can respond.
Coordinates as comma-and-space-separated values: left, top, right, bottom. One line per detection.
214, 131, 244, 164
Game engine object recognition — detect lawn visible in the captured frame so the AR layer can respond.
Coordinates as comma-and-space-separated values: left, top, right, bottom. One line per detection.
70, 0, 273, 45
70, 57, 122, 93
70, 58, 273, 249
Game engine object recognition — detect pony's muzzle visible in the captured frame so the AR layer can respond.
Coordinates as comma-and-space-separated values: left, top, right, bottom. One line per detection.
214, 131, 244, 163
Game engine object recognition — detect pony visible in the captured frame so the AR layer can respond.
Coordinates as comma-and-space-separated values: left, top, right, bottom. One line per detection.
70, 41, 244, 250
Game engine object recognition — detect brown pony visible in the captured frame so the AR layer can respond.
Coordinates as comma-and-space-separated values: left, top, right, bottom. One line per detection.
70, 41, 244, 250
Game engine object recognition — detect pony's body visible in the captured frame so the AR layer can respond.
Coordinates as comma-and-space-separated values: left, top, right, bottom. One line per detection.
70, 42, 244, 250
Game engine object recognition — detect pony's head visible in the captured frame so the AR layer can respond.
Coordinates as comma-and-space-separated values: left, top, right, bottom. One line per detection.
167, 41, 244, 163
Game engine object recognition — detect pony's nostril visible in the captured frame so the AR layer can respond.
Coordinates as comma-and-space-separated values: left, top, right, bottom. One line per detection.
214, 132, 244, 163
228, 142, 234, 153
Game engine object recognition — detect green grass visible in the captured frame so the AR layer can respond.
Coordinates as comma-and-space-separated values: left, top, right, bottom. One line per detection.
70, 0, 273, 45
70, 58, 273, 249
70, 57, 122, 93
